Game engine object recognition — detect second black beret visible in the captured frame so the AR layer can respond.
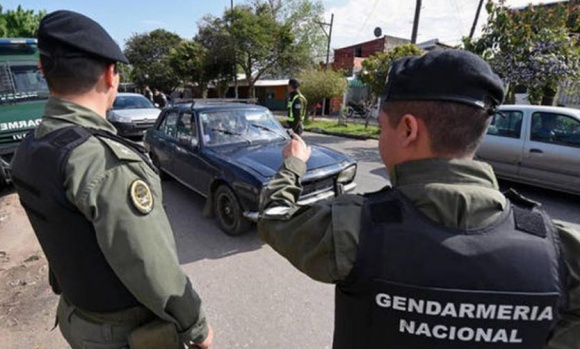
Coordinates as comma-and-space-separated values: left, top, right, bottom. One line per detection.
383, 50, 505, 110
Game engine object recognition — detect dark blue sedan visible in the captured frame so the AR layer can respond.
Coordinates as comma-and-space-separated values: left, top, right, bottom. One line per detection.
145, 101, 357, 236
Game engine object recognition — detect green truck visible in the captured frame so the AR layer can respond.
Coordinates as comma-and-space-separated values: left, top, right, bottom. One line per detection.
0, 38, 48, 190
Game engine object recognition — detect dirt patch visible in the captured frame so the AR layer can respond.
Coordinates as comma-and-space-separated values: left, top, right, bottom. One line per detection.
0, 193, 67, 348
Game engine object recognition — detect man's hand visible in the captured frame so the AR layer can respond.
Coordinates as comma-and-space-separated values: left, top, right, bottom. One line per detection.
283, 133, 311, 163
185, 325, 214, 349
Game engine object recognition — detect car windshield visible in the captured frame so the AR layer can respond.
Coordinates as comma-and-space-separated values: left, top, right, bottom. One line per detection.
200, 109, 289, 147
112, 95, 155, 110
0, 63, 49, 103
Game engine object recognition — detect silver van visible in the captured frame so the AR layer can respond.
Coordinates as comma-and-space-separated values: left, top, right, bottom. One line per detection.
478, 105, 580, 196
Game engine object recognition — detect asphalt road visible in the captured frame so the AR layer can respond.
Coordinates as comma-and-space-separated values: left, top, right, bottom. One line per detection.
164, 132, 580, 349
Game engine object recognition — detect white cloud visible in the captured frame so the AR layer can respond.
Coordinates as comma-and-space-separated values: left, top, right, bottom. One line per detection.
323, 0, 565, 50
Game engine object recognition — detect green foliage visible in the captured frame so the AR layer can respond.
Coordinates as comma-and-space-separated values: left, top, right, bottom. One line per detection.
0, 5, 46, 38
297, 68, 347, 117
169, 41, 210, 97
359, 44, 424, 99
220, 4, 296, 97
117, 64, 133, 84
304, 119, 380, 139
463, 0, 580, 105
124, 29, 182, 93
265, 0, 327, 75
195, 15, 236, 97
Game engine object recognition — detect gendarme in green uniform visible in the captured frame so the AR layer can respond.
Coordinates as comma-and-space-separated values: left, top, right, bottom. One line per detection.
258, 157, 580, 348
259, 50, 580, 348
32, 97, 208, 346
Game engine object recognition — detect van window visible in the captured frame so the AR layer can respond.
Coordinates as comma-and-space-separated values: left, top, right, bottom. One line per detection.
487, 111, 523, 139
531, 112, 580, 148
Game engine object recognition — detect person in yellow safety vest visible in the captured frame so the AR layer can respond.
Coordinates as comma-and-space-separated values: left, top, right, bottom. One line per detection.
287, 78, 307, 135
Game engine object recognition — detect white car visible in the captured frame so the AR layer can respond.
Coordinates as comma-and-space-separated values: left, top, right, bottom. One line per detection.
477, 105, 580, 196
107, 93, 161, 137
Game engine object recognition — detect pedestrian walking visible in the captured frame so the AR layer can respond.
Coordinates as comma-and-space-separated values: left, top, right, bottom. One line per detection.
258, 50, 580, 348
11, 10, 212, 349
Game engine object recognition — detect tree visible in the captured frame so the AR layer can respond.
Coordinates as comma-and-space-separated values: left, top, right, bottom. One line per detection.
195, 15, 236, 97
221, 4, 295, 98
297, 68, 347, 121
124, 29, 182, 93
359, 44, 424, 100
0, 5, 46, 38
169, 40, 210, 97
263, 0, 327, 76
464, 0, 580, 105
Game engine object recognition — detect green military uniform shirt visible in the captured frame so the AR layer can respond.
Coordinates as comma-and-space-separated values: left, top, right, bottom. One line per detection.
258, 156, 580, 348
35, 97, 209, 344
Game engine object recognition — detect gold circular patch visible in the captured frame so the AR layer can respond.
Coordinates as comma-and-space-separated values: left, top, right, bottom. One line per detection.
130, 179, 154, 214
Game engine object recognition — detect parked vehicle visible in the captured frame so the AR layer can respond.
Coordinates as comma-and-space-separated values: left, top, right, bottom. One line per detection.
145, 101, 357, 236
107, 93, 161, 137
477, 105, 580, 195
345, 101, 371, 118
0, 38, 48, 190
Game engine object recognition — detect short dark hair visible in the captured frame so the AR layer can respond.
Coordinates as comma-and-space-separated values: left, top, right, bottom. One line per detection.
40, 48, 112, 95
288, 78, 300, 89
383, 101, 492, 156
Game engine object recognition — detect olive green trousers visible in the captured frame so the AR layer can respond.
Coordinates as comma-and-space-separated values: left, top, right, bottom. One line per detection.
56, 297, 155, 349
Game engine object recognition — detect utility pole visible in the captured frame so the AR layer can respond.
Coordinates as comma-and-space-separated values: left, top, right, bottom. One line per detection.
411, 0, 422, 43
469, 0, 485, 40
315, 13, 334, 115
231, 0, 239, 98
325, 14, 334, 70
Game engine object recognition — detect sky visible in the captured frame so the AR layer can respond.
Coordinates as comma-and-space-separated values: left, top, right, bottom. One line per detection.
1, 0, 564, 50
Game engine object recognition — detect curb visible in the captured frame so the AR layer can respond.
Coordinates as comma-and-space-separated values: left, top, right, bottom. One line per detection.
305, 127, 378, 141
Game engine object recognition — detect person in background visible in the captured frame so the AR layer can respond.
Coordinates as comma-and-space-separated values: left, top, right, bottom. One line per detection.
153, 88, 168, 108
286, 78, 307, 135
143, 85, 153, 102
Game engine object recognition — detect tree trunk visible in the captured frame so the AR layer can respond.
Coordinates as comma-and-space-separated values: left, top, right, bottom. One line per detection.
541, 83, 558, 106
505, 88, 516, 104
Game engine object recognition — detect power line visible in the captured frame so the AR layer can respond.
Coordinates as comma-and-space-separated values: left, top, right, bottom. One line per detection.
354, 0, 382, 43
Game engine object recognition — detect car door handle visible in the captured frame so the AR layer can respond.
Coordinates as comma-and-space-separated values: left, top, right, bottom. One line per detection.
530, 148, 543, 154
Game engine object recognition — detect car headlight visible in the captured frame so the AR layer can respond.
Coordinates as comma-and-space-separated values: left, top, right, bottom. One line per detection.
109, 113, 133, 124
337, 165, 356, 183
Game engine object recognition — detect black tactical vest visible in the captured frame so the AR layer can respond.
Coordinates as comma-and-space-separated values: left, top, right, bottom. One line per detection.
334, 188, 567, 349
11, 126, 153, 313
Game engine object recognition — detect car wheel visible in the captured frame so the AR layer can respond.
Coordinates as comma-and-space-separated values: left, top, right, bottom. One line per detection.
150, 153, 168, 180
214, 185, 251, 236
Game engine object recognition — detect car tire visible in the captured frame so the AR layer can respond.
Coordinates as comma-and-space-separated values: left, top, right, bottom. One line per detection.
150, 153, 168, 180
214, 185, 251, 236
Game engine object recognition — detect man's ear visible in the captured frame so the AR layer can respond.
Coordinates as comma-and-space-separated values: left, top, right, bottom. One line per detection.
37, 60, 45, 77
399, 114, 419, 147
104, 64, 117, 88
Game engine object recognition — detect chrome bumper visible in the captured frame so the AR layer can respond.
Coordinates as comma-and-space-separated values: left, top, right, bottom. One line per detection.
244, 182, 357, 222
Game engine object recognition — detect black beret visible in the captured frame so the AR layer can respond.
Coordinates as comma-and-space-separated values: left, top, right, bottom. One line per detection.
383, 50, 504, 110
37, 10, 129, 64
288, 78, 300, 88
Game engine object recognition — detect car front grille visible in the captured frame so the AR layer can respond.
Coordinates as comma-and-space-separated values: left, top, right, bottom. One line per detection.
134, 120, 156, 126
301, 177, 335, 197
